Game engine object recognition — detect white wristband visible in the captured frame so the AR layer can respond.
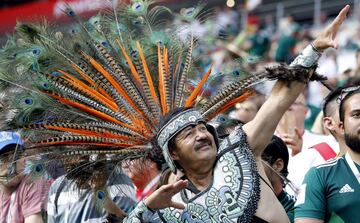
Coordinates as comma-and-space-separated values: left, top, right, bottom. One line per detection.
290, 44, 321, 68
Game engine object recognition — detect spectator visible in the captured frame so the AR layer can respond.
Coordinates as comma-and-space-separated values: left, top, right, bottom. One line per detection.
287, 87, 347, 192
122, 158, 161, 201
0, 131, 49, 223
123, 6, 350, 222
230, 100, 259, 123
47, 157, 136, 223
275, 23, 299, 63
276, 93, 334, 157
294, 86, 360, 222
262, 135, 297, 223
243, 23, 271, 58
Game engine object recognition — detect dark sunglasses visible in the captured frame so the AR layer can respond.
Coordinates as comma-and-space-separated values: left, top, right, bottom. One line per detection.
336, 85, 360, 104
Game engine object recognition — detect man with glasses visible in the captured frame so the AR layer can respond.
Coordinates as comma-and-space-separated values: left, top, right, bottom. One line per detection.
286, 87, 347, 193
294, 86, 360, 223
0, 131, 49, 223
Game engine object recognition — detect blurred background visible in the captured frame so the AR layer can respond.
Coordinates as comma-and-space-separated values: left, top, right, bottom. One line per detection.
1, 0, 360, 129
0, 0, 357, 38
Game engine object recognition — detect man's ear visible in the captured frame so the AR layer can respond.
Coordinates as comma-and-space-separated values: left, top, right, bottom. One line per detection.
323, 117, 335, 132
339, 121, 345, 135
169, 147, 179, 161
272, 158, 284, 172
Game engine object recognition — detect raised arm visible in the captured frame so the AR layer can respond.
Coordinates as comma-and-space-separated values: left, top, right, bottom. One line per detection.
243, 5, 350, 157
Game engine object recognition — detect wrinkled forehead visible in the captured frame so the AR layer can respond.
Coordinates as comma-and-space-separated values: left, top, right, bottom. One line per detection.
157, 110, 204, 148
175, 121, 207, 138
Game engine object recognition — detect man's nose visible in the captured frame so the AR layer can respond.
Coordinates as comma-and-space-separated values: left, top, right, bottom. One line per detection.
195, 129, 207, 140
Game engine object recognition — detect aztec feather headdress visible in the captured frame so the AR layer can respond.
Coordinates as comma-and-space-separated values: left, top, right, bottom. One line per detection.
0, 0, 325, 185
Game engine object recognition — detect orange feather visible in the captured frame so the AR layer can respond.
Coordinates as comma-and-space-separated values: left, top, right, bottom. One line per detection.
136, 41, 159, 105
42, 125, 143, 145
158, 44, 167, 114
79, 51, 145, 120
185, 63, 214, 107
207, 90, 254, 120
57, 70, 120, 112
35, 141, 133, 147
70, 63, 118, 106
70, 62, 97, 87
47, 93, 141, 134
117, 40, 141, 85
164, 47, 169, 76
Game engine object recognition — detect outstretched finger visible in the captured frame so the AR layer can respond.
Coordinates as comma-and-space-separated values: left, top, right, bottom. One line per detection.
283, 139, 296, 146
294, 127, 302, 138
171, 179, 188, 194
161, 179, 188, 194
170, 201, 186, 210
329, 5, 350, 30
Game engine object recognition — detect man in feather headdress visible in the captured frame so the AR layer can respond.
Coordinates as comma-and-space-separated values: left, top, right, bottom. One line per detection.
0, 1, 350, 222
123, 5, 350, 223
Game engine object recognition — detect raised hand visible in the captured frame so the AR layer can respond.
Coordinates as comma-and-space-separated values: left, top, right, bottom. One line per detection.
313, 5, 350, 51
144, 179, 188, 210
280, 127, 303, 157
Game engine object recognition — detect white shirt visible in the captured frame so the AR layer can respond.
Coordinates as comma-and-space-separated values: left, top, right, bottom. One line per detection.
286, 132, 339, 196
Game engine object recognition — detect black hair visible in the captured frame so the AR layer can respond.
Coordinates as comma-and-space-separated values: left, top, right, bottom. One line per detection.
322, 87, 344, 117
261, 135, 289, 176
339, 88, 360, 122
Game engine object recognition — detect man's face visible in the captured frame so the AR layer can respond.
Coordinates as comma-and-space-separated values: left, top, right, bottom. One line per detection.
121, 159, 159, 188
278, 94, 308, 135
0, 155, 24, 188
0, 161, 8, 178
341, 93, 360, 153
170, 123, 217, 172
234, 101, 258, 123
287, 94, 308, 118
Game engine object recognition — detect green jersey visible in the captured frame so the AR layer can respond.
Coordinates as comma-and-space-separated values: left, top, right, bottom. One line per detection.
278, 190, 296, 223
294, 154, 360, 223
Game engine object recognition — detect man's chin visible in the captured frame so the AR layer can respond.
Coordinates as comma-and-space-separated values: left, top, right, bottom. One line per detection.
344, 133, 360, 154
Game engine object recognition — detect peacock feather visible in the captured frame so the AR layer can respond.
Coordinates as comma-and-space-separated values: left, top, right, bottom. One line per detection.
0, 0, 316, 214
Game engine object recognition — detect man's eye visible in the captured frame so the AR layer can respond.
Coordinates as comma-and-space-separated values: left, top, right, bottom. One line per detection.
182, 131, 191, 138
199, 126, 207, 131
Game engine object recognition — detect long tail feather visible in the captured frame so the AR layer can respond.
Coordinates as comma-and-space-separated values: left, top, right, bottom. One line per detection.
158, 44, 168, 114
205, 90, 254, 120
45, 92, 142, 134
79, 51, 147, 119
185, 63, 213, 107
56, 70, 119, 112
200, 72, 266, 116
175, 36, 193, 106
